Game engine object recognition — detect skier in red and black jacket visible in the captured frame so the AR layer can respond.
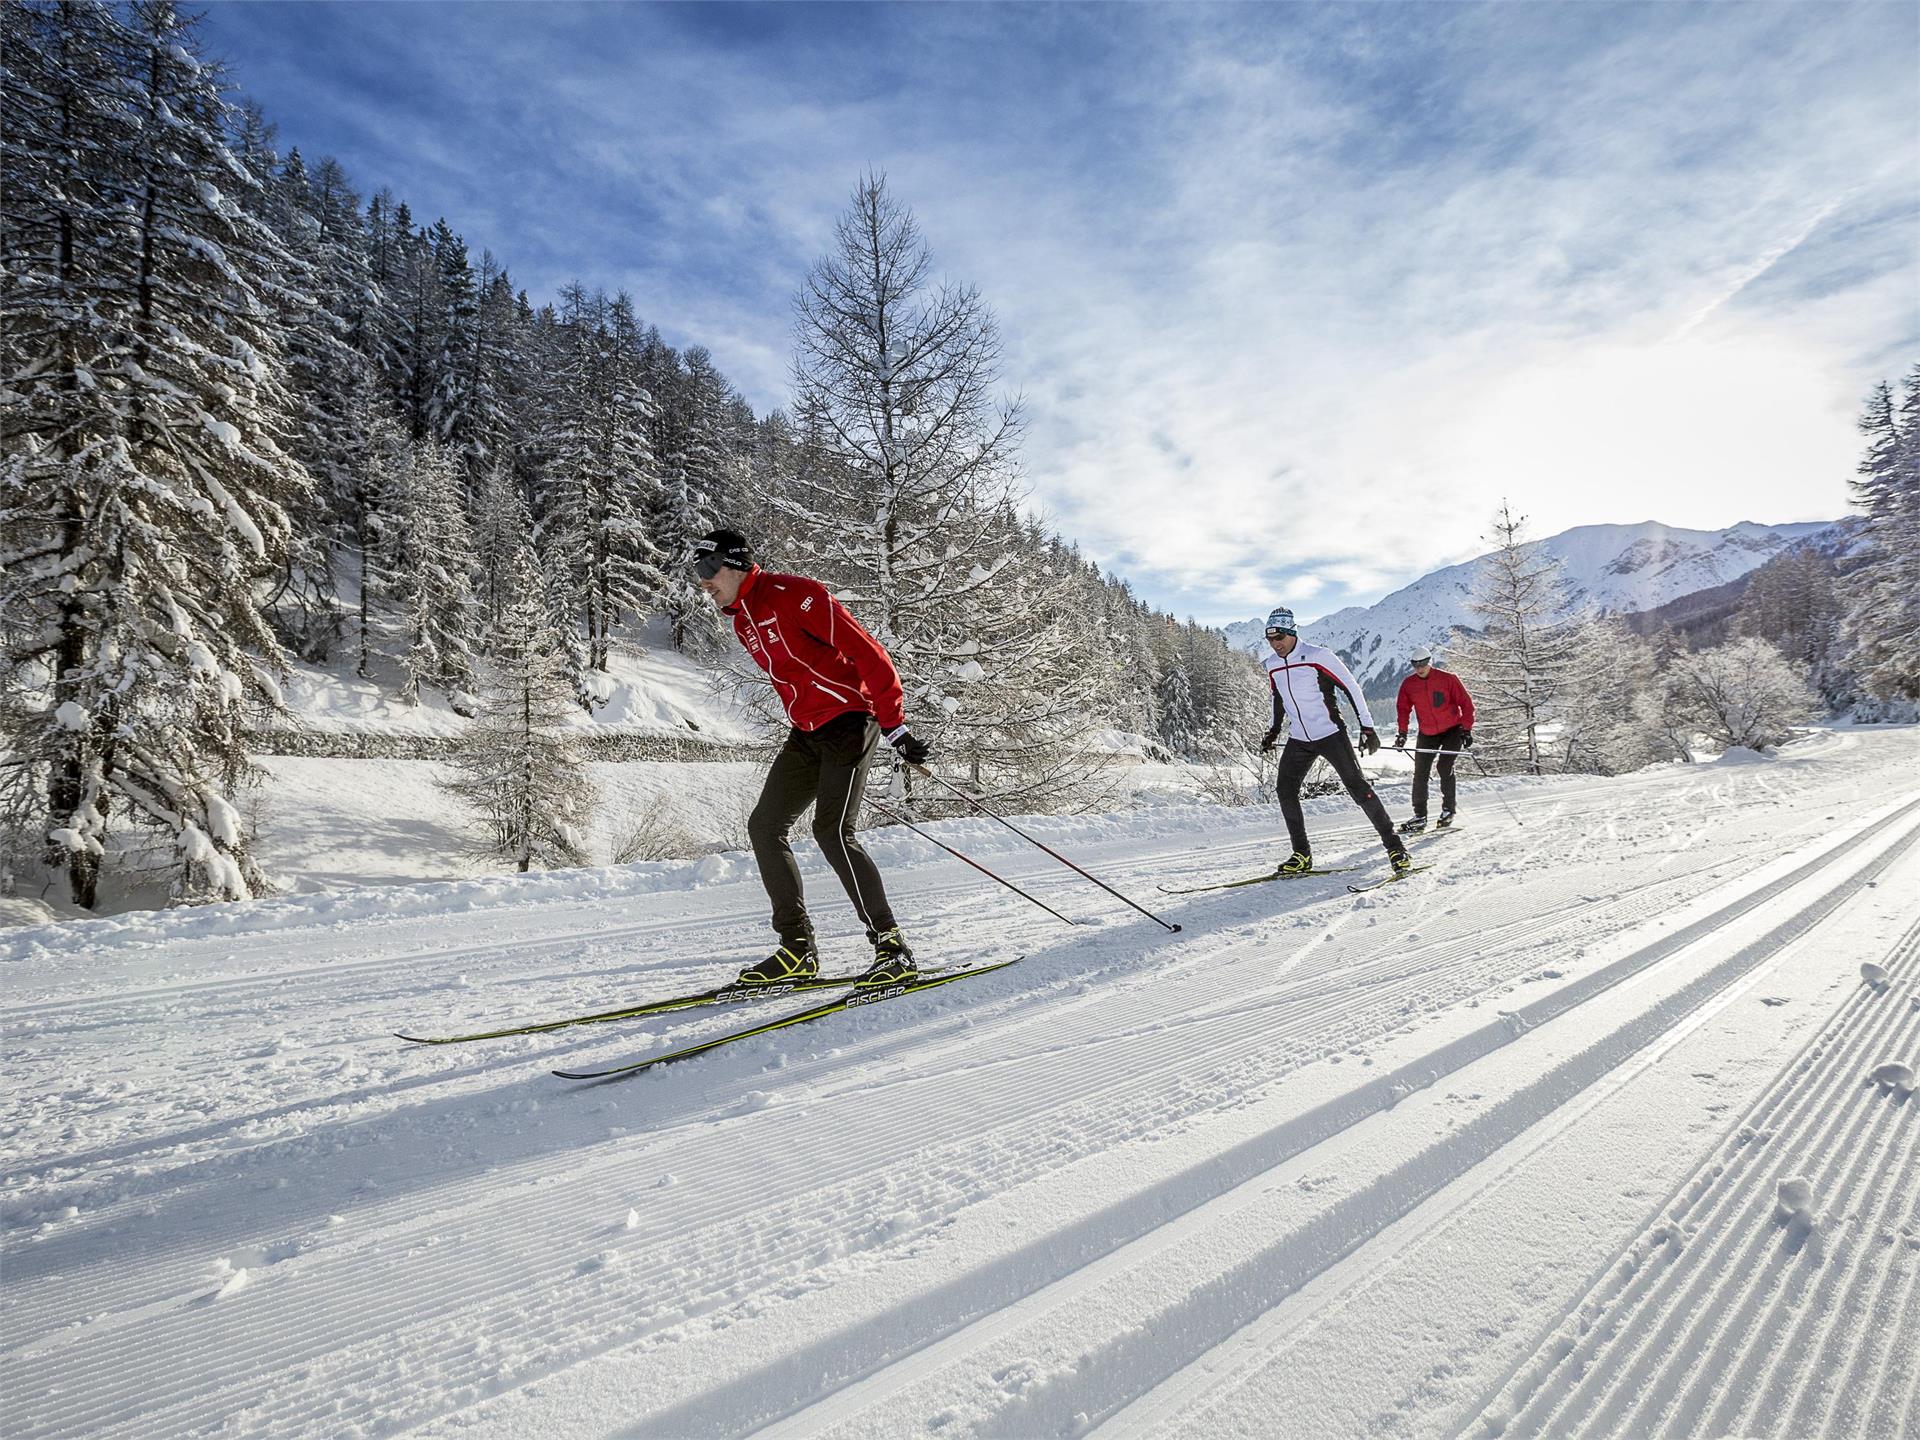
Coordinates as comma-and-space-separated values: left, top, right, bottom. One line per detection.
1393, 651, 1475, 833
691, 528, 926, 988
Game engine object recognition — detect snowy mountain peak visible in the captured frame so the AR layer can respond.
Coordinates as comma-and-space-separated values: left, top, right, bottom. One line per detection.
1226, 518, 1847, 697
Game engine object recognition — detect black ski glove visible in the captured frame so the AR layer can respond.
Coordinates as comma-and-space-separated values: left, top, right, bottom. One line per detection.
1460, 728, 1474, 750
1393, 732, 1406, 750
884, 725, 931, 766
1260, 727, 1280, 753
1359, 727, 1381, 756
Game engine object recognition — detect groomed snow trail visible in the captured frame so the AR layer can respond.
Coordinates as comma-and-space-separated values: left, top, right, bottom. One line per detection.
1473, 867, 1920, 1439
2, 729, 1915, 1438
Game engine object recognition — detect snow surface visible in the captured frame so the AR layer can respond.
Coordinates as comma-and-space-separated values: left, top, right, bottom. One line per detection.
4, 726, 1919, 1438
1225, 518, 1845, 695
272, 639, 755, 741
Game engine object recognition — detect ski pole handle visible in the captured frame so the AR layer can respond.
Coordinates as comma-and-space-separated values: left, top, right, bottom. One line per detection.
910, 764, 1183, 934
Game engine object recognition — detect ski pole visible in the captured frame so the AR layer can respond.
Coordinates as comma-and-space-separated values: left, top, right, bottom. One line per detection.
1463, 752, 1526, 827
864, 797, 1083, 928
908, 764, 1183, 933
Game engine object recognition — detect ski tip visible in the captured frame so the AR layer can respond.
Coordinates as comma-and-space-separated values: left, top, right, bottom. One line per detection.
394, 1032, 433, 1044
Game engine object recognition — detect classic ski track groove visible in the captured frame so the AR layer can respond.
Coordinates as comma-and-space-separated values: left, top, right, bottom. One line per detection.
727, 802, 1920, 1440
0, 757, 1905, 1439
1478, 905, 1920, 1438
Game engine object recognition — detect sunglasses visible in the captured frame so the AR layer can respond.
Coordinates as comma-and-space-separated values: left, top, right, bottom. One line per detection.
692, 552, 728, 580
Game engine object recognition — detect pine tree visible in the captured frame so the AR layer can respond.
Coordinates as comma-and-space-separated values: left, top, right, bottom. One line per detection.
245, 143, 370, 660
444, 541, 597, 871
337, 378, 406, 679
426, 218, 478, 473
533, 286, 664, 672
1, 0, 307, 906
1451, 502, 1575, 775
1844, 370, 1920, 700
653, 345, 736, 651
386, 437, 478, 706
469, 462, 530, 639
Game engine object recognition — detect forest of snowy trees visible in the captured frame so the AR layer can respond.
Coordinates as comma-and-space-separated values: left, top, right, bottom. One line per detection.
0, 1, 1258, 908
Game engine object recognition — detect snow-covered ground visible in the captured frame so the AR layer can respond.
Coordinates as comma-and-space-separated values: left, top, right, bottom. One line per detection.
274, 631, 757, 741
4, 727, 1918, 1438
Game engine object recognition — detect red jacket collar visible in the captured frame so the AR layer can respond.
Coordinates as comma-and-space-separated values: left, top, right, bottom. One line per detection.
721, 565, 764, 616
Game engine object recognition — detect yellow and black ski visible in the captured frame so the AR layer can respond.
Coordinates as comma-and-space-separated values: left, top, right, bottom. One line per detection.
1158, 865, 1359, 895
396, 971, 863, 1045
553, 957, 1025, 1080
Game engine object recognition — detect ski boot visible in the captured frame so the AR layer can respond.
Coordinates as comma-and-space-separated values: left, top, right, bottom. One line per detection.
857, 928, 917, 987
736, 939, 819, 985
1435, 810, 1455, 829
1389, 847, 1415, 878
1275, 850, 1315, 878
1397, 816, 1428, 835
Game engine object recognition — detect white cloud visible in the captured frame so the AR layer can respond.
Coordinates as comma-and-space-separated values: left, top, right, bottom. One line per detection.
220, 2, 1916, 627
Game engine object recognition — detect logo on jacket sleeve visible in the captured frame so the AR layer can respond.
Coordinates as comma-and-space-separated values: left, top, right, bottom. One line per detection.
800, 594, 814, 612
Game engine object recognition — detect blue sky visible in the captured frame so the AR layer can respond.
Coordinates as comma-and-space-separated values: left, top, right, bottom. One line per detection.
199, 1, 1919, 626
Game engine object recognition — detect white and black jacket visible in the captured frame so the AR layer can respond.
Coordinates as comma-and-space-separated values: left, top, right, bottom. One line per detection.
1262, 639, 1376, 743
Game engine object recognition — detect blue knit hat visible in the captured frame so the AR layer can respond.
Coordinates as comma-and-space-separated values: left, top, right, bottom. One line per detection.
1264, 607, 1298, 637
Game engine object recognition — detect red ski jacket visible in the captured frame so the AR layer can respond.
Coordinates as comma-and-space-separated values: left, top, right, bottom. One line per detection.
723, 567, 906, 733
1395, 667, 1475, 737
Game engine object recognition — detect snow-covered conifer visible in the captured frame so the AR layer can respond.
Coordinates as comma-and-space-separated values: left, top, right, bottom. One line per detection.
444, 541, 597, 871
533, 286, 664, 671
1844, 371, 1920, 700
1, 0, 306, 906
470, 463, 532, 638
386, 437, 478, 706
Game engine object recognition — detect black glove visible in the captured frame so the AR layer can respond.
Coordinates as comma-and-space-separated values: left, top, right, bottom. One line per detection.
884, 725, 930, 766
1460, 728, 1474, 751
1260, 727, 1280, 754
1393, 732, 1406, 750
1359, 727, 1381, 756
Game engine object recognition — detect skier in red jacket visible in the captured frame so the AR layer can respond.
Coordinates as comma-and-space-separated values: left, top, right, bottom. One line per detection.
1393, 652, 1475, 833
691, 528, 929, 987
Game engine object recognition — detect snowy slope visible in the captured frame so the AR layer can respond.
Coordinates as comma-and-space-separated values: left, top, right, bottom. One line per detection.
272, 635, 758, 742
4, 726, 1918, 1438
1226, 518, 1846, 696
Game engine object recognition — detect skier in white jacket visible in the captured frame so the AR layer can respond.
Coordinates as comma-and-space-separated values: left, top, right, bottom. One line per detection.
1258, 607, 1412, 879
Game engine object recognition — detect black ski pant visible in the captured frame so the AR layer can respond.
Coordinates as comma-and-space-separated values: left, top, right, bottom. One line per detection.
1276, 731, 1404, 858
749, 710, 897, 949
1411, 725, 1464, 818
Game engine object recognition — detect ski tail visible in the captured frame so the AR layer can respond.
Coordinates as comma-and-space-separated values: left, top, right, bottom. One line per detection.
1347, 863, 1432, 894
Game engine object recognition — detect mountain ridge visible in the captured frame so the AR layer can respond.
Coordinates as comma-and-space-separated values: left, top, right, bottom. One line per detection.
1224, 518, 1851, 699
